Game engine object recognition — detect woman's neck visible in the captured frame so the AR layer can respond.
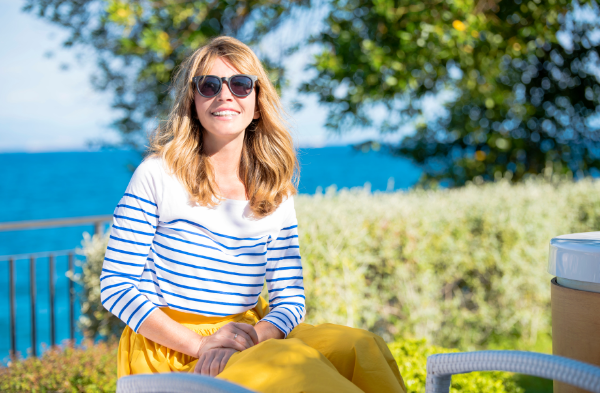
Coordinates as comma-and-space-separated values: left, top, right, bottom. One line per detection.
203, 131, 247, 200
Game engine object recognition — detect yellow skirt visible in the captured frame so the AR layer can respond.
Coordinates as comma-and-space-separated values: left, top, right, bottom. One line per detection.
118, 298, 406, 393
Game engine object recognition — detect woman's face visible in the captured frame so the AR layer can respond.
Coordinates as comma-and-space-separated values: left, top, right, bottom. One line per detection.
194, 57, 259, 141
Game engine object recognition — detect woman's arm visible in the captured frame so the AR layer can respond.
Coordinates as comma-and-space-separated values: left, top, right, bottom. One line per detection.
138, 308, 260, 357
255, 320, 285, 342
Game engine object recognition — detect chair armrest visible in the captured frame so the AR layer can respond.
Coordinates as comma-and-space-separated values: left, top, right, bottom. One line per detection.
116, 373, 258, 393
426, 350, 600, 393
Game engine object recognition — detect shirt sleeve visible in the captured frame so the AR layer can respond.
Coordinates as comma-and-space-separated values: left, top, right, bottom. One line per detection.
100, 159, 161, 332
261, 197, 306, 337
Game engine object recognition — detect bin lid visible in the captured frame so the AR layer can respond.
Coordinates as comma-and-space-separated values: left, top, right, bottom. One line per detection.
548, 232, 600, 283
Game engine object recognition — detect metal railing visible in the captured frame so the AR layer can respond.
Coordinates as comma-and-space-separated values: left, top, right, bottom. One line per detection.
1, 215, 112, 358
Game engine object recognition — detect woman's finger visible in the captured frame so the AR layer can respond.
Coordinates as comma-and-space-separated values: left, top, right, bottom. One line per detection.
210, 351, 225, 377
194, 354, 206, 375
231, 323, 259, 345
220, 350, 236, 374
201, 351, 216, 375
218, 337, 247, 352
231, 327, 255, 349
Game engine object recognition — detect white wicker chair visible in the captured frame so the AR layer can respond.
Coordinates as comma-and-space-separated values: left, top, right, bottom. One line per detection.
116, 373, 257, 393
426, 350, 600, 393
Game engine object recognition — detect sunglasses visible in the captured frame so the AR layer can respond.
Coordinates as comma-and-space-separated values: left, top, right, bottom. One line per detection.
192, 74, 258, 98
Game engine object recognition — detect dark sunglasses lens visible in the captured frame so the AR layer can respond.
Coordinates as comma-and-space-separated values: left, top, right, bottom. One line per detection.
230, 76, 253, 96
198, 77, 221, 97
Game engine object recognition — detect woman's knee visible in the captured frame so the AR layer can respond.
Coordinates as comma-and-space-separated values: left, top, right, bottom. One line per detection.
311, 324, 382, 357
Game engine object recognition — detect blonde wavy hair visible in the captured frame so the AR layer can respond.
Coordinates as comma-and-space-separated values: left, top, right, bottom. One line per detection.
149, 36, 298, 217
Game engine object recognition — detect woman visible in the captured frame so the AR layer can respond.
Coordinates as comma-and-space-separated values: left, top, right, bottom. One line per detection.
100, 36, 406, 393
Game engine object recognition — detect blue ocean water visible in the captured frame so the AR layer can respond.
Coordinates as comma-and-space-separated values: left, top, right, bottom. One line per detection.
0, 146, 420, 360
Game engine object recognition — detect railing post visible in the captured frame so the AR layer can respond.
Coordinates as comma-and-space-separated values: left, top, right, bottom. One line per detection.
68, 252, 75, 344
49, 254, 55, 347
9, 257, 16, 358
30, 256, 36, 357
94, 221, 102, 236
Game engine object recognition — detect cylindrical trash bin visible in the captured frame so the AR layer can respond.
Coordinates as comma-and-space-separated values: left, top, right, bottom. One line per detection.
549, 232, 600, 393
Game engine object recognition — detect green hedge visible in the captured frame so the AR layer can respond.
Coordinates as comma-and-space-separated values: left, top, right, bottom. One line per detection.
296, 179, 600, 350
75, 178, 600, 350
0, 339, 521, 393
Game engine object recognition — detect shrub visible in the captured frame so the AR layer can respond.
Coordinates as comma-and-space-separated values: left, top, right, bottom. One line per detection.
75, 178, 600, 350
0, 340, 118, 393
296, 179, 600, 349
70, 232, 124, 339
390, 339, 522, 393
0, 339, 521, 393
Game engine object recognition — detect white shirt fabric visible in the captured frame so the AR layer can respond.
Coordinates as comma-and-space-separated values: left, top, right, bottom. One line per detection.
99, 157, 305, 336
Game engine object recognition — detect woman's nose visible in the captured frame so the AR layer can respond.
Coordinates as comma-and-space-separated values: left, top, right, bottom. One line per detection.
217, 81, 234, 101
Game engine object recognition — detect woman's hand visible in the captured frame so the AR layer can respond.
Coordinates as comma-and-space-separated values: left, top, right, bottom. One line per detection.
194, 348, 238, 376
197, 322, 259, 357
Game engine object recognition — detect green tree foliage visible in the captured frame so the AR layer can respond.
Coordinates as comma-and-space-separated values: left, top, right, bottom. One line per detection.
24, 0, 306, 147
306, 0, 600, 185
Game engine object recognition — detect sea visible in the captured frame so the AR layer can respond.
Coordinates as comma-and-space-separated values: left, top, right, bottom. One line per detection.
0, 146, 420, 361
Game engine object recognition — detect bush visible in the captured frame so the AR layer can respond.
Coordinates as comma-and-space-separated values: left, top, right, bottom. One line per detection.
0, 339, 521, 393
0, 341, 118, 393
70, 232, 124, 338
75, 178, 600, 350
297, 179, 600, 350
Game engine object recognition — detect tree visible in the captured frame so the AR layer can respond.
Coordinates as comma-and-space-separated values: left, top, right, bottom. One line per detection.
305, 0, 600, 185
24, 0, 307, 148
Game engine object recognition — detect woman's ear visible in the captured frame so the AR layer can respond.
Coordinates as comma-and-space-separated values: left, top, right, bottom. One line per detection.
253, 109, 260, 120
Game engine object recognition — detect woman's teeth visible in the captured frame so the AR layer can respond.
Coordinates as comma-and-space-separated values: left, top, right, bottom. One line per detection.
212, 111, 239, 117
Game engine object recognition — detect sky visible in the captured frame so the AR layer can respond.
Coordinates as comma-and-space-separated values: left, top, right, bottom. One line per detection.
0, 0, 389, 152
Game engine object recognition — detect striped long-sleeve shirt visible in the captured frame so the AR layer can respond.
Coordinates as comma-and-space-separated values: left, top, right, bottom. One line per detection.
99, 157, 305, 336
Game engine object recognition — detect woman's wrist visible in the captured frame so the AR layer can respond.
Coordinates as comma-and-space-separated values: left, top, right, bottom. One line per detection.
255, 321, 285, 342
195, 335, 208, 358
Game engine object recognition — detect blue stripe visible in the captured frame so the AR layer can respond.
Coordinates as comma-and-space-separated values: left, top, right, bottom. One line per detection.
267, 256, 301, 261
127, 299, 151, 326
110, 235, 151, 247
156, 232, 267, 257
289, 307, 300, 325
102, 268, 138, 277
102, 287, 128, 305
165, 227, 268, 250
114, 214, 156, 228
165, 303, 233, 316
161, 289, 256, 307
268, 285, 304, 293
266, 266, 302, 272
107, 246, 148, 257
152, 249, 265, 277
134, 307, 157, 332
119, 293, 142, 319
153, 241, 267, 268
154, 261, 263, 288
109, 287, 132, 313
276, 235, 298, 241
104, 257, 145, 268
270, 310, 295, 329
124, 192, 158, 207
262, 318, 288, 334
143, 267, 157, 275
101, 282, 133, 293
112, 225, 154, 237
157, 276, 261, 297
271, 301, 305, 308
117, 203, 159, 218
100, 274, 138, 282
269, 294, 306, 303
162, 219, 265, 241
139, 289, 164, 298
266, 276, 303, 283
266, 314, 291, 331
282, 225, 298, 230
140, 278, 160, 287
268, 245, 300, 251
